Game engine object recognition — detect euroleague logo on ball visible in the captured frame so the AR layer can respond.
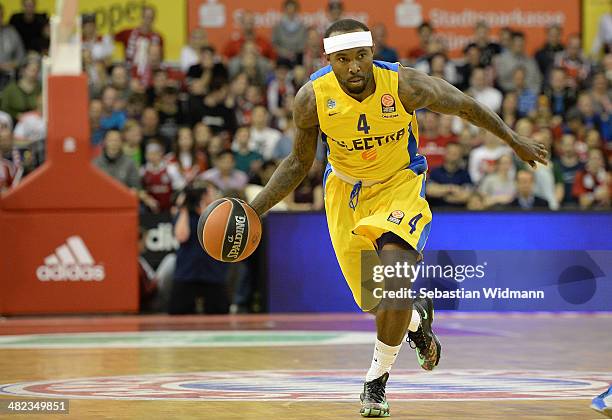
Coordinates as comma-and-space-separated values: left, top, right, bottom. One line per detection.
381, 94, 396, 113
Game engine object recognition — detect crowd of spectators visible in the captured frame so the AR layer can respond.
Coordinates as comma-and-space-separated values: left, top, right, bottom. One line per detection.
1, 0, 610, 211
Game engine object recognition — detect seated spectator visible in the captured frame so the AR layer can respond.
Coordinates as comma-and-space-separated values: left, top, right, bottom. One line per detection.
126, 92, 147, 120
286, 160, 324, 211
573, 93, 607, 138
109, 65, 131, 102
498, 27, 513, 52
419, 113, 457, 169
456, 44, 482, 91
466, 191, 487, 210
82, 48, 107, 97
250, 105, 282, 160
500, 91, 519, 128
115, 5, 164, 68
13, 93, 44, 147
236, 84, 265, 126
466, 66, 503, 113
166, 126, 208, 184
468, 130, 512, 184
479, 154, 517, 207
0, 119, 22, 191
415, 51, 457, 85
372, 23, 398, 63
553, 133, 584, 206
0, 4, 25, 90
200, 150, 248, 192
535, 24, 564, 79
301, 27, 325, 75
272, 0, 306, 63
530, 128, 564, 209
513, 67, 538, 118
141, 140, 183, 213
495, 31, 542, 93
509, 170, 550, 210
133, 43, 183, 90
140, 106, 161, 151
572, 148, 610, 209
223, 11, 275, 60
9, 0, 48, 53
193, 122, 212, 154
186, 46, 228, 92
81, 13, 113, 63
267, 58, 295, 121
466, 21, 501, 67
180, 28, 209, 72
273, 117, 296, 160
590, 71, 612, 117
122, 119, 143, 166
228, 41, 272, 87
0, 58, 40, 121
543, 67, 577, 117
156, 85, 186, 143
317, 0, 344, 36
170, 181, 229, 314
232, 126, 263, 176
555, 34, 590, 89
427, 142, 473, 208
188, 82, 237, 135
244, 160, 288, 211
93, 129, 141, 191
94, 86, 127, 146
407, 22, 433, 62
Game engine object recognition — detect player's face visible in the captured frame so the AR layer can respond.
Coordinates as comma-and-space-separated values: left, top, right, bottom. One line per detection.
328, 46, 374, 95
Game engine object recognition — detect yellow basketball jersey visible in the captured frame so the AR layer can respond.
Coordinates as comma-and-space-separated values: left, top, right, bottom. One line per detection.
310, 61, 427, 181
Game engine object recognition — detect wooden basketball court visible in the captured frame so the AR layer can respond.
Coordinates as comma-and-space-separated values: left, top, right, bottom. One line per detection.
0, 313, 610, 419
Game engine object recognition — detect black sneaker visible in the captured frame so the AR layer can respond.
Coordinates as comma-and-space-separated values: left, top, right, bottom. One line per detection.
360, 372, 390, 417
407, 296, 441, 371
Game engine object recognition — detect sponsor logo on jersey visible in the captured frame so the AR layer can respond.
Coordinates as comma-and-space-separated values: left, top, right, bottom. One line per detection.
36, 236, 105, 281
388, 210, 405, 225
327, 99, 336, 109
328, 127, 406, 152
381, 94, 396, 114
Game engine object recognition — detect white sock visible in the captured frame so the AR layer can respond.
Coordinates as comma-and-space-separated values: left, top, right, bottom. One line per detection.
365, 339, 402, 382
407, 309, 421, 332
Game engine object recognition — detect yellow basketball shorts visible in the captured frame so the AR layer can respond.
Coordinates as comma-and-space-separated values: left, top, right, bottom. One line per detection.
324, 167, 432, 311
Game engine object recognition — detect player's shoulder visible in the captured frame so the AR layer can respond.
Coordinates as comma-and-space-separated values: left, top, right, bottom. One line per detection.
294, 81, 319, 129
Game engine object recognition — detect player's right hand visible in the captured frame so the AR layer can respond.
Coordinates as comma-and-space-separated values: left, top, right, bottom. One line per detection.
511, 135, 549, 169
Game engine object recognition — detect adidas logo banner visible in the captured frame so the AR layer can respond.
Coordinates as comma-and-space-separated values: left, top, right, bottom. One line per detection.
36, 236, 106, 281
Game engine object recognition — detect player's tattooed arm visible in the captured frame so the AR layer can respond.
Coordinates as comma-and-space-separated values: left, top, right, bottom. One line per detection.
249, 82, 319, 216
397, 65, 548, 168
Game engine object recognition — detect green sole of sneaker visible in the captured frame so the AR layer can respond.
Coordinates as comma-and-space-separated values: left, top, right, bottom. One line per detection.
360, 407, 390, 417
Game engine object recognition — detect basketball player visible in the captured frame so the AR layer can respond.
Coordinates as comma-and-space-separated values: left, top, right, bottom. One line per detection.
249, 19, 548, 417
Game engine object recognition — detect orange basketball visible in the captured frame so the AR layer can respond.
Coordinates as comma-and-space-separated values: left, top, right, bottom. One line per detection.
197, 198, 262, 262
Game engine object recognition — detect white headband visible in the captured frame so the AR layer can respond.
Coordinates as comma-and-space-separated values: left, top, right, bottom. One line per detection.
323, 31, 373, 54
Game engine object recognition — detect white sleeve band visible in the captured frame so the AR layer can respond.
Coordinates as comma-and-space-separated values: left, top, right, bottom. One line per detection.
323, 31, 373, 54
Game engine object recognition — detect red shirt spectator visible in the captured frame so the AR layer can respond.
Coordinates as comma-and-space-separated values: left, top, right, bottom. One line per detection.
572, 149, 611, 209
222, 11, 275, 60
141, 141, 182, 212
115, 6, 164, 68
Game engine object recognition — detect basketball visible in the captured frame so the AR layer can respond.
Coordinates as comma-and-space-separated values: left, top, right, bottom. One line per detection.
197, 198, 262, 262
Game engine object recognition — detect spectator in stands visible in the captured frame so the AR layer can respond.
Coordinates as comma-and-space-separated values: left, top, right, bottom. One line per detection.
535, 24, 564, 80
9, 0, 48, 53
0, 58, 40, 122
223, 11, 275, 60
574, 92, 605, 137
267, 58, 295, 121
94, 129, 141, 190
89, 99, 103, 146
495, 31, 542, 93
419, 113, 457, 169
115, 5, 164, 68
0, 4, 25, 90
498, 27, 513, 52
180, 28, 208, 72
466, 20, 501, 67
466, 66, 503, 113
166, 126, 207, 184
122, 119, 143, 166
171, 181, 229, 314
226, 73, 249, 125
555, 34, 590, 89
272, 0, 306, 64
141, 139, 183, 213
156, 85, 185, 143
232, 126, 263, 176
479, 154, 517, 207
590, 71, 612, 117
554, 133, 584, 206
301, 27, 325, 75
372, 23, 398, 63
427, 142, 473, 208
572, 148, 610, 209
407, 22, 433, 62
97, 85, 127, 142
0, 119, 22, 191
126, 93, 146, 121
500, 91, 519, 128
469, 130, 512, 184
513, 67, 538, 118
193, 122, 212, 155
228, 41, 271, 87
109, 65, 131, 102
543, 67, 577, 117
530, 128, 564, 209
186, 46, 228, 92
427, 52, 457, 85
318, 0, 344, 36
81, 13, 113, 63
249, 105, 282, 160
200, 150, 248, 192
13, 93, 44, 165
141, 107, 161, 150
456, 44, 482, 91
188, 82, 236, 135
509, 169, 550, 210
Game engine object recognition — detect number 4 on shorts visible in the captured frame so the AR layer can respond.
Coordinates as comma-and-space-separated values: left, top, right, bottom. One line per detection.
408, 213, 422, 234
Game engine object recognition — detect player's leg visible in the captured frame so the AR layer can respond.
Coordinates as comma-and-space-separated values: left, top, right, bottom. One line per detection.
592, 384, 612, 418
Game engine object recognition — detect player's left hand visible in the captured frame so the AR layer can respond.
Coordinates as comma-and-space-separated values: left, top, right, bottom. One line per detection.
511, 135, 549, 169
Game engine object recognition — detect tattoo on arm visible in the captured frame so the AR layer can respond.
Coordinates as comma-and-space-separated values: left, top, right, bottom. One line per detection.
398, 66, 516, 147
249, 82, 319, 216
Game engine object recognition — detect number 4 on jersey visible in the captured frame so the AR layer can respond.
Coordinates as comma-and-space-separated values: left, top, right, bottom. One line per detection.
408, 213, 423, 234
357, 114, 371, 134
